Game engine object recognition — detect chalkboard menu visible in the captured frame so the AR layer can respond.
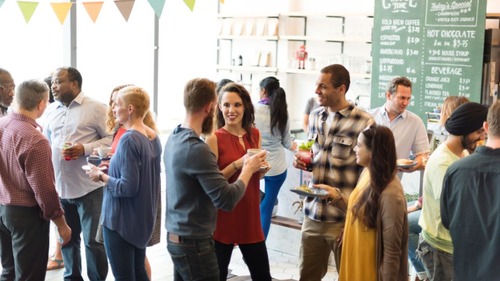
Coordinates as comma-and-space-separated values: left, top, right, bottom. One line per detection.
371, 0, 487, 120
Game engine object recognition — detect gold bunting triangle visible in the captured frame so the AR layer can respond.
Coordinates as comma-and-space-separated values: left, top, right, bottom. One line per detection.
82, 1, 104, 23
114, 0, 135, 22
50, 2, 73, 25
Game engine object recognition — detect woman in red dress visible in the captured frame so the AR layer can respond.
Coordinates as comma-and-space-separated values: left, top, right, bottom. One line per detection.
206, 82, 272, 281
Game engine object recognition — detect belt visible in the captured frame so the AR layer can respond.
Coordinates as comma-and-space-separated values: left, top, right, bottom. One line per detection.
168, 233, 183, 243
167, 233, 212, 244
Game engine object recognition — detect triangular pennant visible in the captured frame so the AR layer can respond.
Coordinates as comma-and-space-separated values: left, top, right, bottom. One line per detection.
219, 0, 224, 4
17, 1, 39, 23
114, 0, 135, 22
147, 0, 165, 18
0, 0, 5, 9
50, 2, 73, 25
82, 1, 104, 23
183, 0, 195, 11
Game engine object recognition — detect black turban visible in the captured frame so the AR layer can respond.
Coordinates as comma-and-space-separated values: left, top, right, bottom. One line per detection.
445, 102, 488, 136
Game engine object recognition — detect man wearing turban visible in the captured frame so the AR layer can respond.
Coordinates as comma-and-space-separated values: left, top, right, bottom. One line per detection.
440, 101, 500, 280
417, 102, 488, 281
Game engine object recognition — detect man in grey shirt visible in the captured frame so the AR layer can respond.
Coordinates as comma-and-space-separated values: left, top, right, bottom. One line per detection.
164, 78, 265, 281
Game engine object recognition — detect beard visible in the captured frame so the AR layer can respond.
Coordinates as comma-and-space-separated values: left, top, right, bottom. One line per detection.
201, 109, 215, 136
460, 135, 480, 152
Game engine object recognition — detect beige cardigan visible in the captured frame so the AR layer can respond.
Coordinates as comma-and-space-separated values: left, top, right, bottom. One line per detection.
375, 176, 409, 281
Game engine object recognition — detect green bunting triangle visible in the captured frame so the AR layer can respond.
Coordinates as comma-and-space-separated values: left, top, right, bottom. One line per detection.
17, 1, 39, 23
147, 0, 165, 18
0, 0, 5, 9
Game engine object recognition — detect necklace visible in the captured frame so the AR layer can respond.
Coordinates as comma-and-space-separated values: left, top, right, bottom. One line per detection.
223, 127, 245, 139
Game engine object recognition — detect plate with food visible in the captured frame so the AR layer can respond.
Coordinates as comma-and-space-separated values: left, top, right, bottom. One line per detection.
397, 159, 417, 169
81, 165, 107, 171
290, 185, 329, 198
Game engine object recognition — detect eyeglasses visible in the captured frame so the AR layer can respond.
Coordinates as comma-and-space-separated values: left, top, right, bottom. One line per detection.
0, 84, 15, 92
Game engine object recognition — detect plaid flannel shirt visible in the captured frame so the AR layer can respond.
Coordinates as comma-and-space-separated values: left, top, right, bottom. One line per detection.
304, 103, 374, 222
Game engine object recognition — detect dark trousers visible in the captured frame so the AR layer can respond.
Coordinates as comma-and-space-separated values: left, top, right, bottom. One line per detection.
215, 240, 272, 281
61, 188, 108, 281
103, 226, 148, 281
167, 234, 219, 281
0, 205, 50, 281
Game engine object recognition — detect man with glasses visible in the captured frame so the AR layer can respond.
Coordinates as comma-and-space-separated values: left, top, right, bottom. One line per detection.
0, 68, 15, 117
43, 66, 112, 281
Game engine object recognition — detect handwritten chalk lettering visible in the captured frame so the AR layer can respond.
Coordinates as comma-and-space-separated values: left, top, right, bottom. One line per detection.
381, 34, 401, 41
425, 89, 442, 96
382, 19, 392, 25
426, 76, 440, 82
442, 50, 455, 56
380, 48, 404, 55
427, 30, 440, 37
407, 37, 420, 44
380, 58, 405, 65
382, 0, 418, 12
408, 26, 420, 33
440, 30, 475, 38
459, 78, 471, 84
404, 19, 420, 26
440, 77, 450, 83
425, 82, 443, 89
425, 101, 438, 107
431, 66, 463, 76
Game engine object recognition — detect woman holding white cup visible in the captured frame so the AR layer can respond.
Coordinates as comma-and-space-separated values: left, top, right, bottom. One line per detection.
206, 82, 272, 281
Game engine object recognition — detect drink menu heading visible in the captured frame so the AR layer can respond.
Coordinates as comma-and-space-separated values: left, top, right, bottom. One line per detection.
371, 0, 486, 120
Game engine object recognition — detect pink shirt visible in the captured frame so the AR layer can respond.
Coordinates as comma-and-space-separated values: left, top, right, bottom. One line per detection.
0, 112, 64, 220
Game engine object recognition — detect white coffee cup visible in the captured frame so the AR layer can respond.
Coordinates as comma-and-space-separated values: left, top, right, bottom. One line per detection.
97, 146, 112, 158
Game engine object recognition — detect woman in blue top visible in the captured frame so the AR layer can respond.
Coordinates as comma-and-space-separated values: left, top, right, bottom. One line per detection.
254, 76, 297, 238
88, 86, 161, 280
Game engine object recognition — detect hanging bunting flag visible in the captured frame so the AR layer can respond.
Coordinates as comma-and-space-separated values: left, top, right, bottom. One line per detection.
0, 0, 5, 9
183, 0, 195, 11
147, 0, 165, 18
50, 2, 73, 25
219, 0, 224, 4
82, 1, 104, 23
17, 1, 39, 23
114, 0, 135, 22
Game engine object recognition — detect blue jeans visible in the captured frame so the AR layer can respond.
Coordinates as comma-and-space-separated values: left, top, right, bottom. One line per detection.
0, 205, 50, 281
260, 170, 287, 238
417, 235, 454, 281
60, 188, 108, 281
103, 226, 148, 281
167, 234, 219, 281
408, 205, 426, 276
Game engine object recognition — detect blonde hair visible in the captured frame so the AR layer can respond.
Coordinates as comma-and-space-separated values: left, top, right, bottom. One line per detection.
118, 86, 158, 133
106, 84, 133, 133
439, 96, 470, 125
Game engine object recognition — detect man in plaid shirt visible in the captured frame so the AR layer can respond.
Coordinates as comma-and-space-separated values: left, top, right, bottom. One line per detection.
294, 64, 374, 280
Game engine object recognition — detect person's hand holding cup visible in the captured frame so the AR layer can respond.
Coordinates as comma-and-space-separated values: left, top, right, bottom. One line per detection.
244, 149, 267, 173
60, 142, 74, 161
295, 148, 313, 171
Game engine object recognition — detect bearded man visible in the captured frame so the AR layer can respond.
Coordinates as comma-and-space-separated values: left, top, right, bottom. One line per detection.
163, 78, 265, 281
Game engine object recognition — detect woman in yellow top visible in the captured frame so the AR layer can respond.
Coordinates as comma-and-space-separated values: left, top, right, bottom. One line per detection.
319, 125, 408, 281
